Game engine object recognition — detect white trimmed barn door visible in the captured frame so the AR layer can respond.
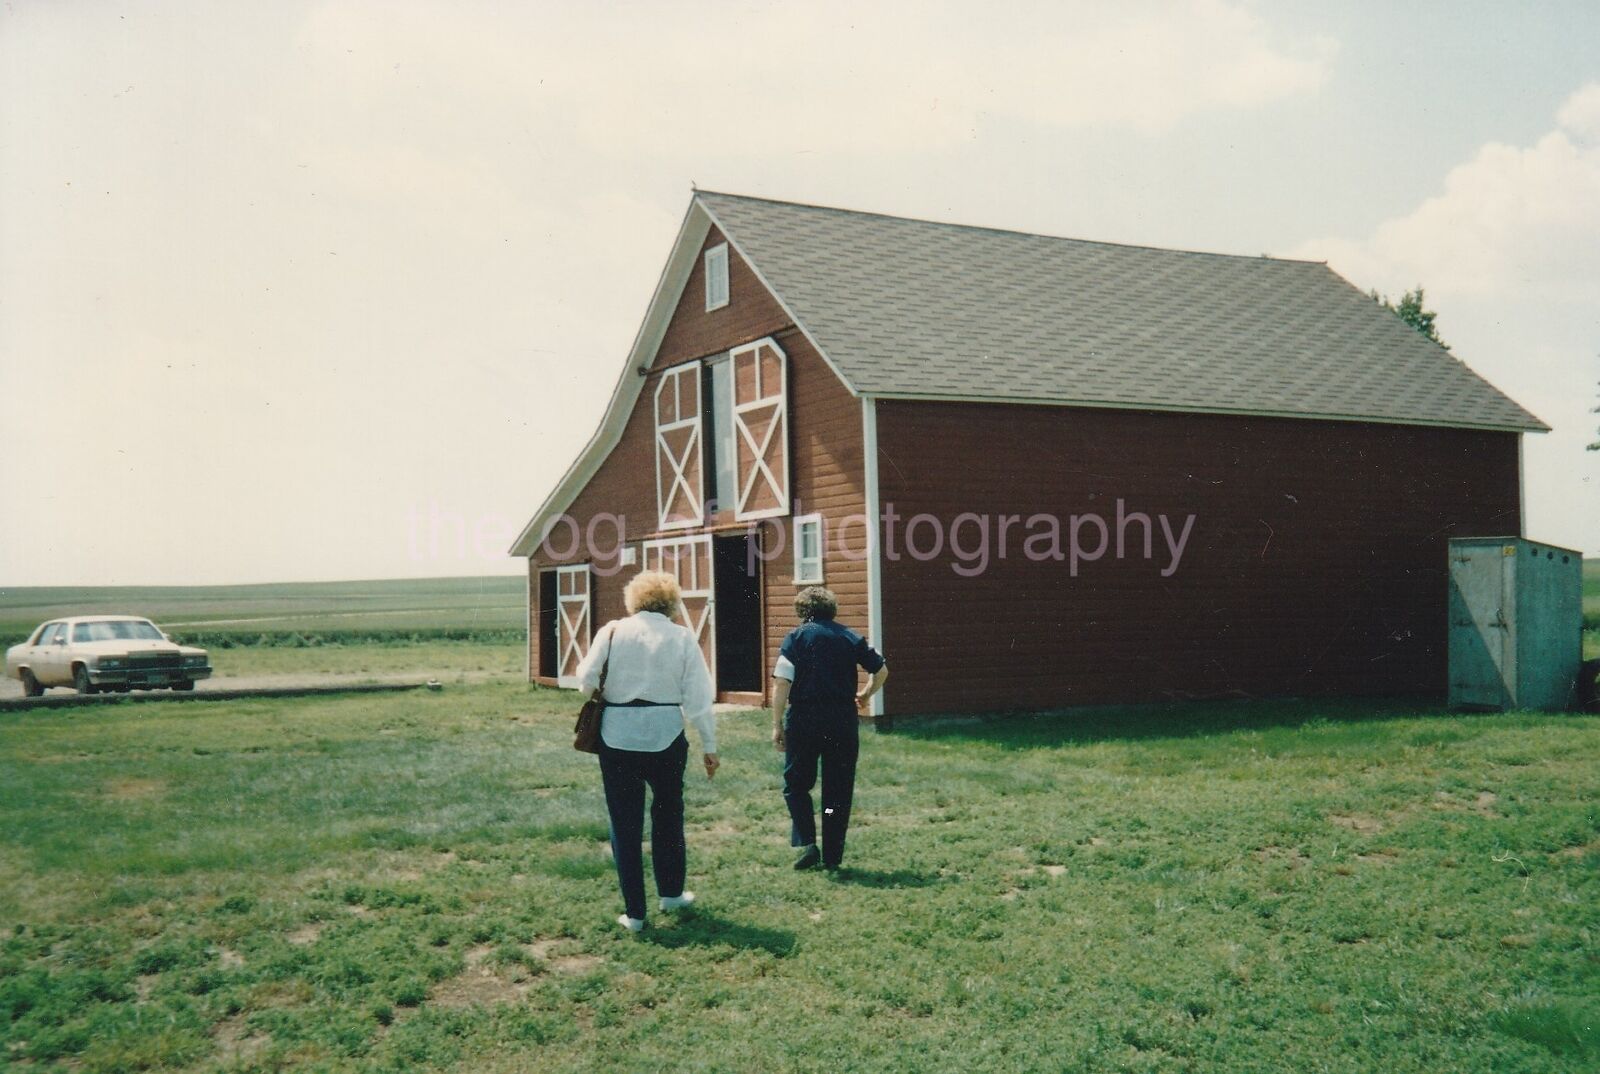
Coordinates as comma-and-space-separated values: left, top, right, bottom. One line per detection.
554, 565, 591, 689
730, 337, 789, 520
642, 536, 715, 676
655, 361, 705, 530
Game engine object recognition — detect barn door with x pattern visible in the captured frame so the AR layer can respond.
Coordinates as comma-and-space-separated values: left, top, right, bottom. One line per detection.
642, 536, 715, 676
730, 337, 789, 520
655, 361, 705, 530
554, 565, 591, 689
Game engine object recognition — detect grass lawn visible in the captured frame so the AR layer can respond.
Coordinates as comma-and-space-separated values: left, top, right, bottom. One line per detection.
1, 687, 1595, 1073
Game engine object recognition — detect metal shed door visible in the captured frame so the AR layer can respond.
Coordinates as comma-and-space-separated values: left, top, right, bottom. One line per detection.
1448, 544, 1515, 709
555, 565, 591, 689
642, 535, 716, 675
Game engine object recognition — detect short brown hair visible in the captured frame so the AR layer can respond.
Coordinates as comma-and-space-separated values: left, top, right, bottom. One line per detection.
624, 571, 681, 616
794, 585, 837, 622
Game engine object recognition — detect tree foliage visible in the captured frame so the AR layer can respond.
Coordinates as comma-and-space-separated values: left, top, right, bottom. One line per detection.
1370, 285, 1447, 349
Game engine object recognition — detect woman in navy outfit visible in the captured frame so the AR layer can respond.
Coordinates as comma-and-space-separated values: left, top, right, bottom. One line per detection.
770, 586, 888, 871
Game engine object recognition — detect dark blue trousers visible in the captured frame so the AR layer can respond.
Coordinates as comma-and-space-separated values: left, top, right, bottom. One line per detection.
598, 733, 688, 920
783, 707, 860, 868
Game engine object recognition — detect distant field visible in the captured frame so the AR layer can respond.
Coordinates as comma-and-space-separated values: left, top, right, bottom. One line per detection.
207, 640, 524, 682
1, 565, 1592, 655
0, 576, 524, 648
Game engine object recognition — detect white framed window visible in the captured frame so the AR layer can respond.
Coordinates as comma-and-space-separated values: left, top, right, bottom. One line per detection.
654, 361, 705, 530
729, 336, 789, 520
794, 513, 824, 584
642, 535, 716, 674
703, 355, 737, 513
704, 242, 729, 311
554, 565, 591, 689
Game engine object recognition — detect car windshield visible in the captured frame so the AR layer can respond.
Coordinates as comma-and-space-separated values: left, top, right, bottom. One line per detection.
71, 620, 165, 643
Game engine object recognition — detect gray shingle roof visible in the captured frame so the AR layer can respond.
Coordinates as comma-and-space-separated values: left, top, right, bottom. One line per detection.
695, 191, 1545, 432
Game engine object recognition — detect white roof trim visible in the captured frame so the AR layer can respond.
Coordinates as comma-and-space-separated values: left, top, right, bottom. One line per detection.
695, 197, 858, 399
509, 202, 713, 557
510, 193, 870, 558
862, 389, 1549, 434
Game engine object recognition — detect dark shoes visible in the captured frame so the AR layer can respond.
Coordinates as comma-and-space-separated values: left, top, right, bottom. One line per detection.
795, 845, 847, 872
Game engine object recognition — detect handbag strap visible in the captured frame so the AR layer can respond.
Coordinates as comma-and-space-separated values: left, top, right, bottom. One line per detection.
592, 625, 615, 701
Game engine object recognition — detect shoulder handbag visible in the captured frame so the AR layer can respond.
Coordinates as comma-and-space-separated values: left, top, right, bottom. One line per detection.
572, 627, 613, 754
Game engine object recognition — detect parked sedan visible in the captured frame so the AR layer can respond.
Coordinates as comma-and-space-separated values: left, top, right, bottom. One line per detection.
5, 616, 212, 697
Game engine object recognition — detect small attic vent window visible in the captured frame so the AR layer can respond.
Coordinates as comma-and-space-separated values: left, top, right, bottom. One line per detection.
704, 243, 729, 311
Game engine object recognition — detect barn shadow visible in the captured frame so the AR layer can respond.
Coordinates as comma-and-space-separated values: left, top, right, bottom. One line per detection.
642, 912, 796, 958
886, 696, 1447, 750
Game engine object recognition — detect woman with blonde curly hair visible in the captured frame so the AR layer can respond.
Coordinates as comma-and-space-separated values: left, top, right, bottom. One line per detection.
574, 570, 718, 932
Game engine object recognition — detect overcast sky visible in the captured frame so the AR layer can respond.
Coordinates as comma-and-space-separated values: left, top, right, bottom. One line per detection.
2, 1, 1596, 586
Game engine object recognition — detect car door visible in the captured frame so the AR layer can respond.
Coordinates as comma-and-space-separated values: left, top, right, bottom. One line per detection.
10, 624, 43, 682
34, 623, 66, 685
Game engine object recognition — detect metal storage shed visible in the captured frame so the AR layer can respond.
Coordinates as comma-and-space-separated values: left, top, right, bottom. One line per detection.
1448, 537, 1583, 711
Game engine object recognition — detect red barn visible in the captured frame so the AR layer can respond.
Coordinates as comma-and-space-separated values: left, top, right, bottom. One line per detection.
510, 192, 1545, 719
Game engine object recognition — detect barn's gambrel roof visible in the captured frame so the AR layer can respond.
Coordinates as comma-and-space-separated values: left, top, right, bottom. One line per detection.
696, 190, 1546, 433
511, 191, 1544, 556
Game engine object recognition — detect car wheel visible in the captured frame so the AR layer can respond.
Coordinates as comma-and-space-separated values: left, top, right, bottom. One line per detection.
73, 664, 97, 695
20, 670, 43, 698
172, 681, 195, 692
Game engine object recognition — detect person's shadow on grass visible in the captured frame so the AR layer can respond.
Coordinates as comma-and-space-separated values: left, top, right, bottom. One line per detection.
823, 866, 939, 889
643, 912, 796, 957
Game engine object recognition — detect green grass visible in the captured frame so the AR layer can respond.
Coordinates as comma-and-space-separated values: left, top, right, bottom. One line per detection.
208, 640, 524, 681
0, 577, 524, 649
1, 688, 1596, 1072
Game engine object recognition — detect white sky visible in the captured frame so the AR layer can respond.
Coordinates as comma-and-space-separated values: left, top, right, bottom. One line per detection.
2, 0, 1596, 586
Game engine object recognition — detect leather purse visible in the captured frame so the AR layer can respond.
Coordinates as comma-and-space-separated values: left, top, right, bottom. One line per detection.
572, 629, 613, 754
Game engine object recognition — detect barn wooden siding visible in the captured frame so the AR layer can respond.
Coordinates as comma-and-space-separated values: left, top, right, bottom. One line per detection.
527, 565, 539, 678
769, 333, 868, 682
651, 227, 788, 373
873, 400, 1521, 715
529, 229, 868, 697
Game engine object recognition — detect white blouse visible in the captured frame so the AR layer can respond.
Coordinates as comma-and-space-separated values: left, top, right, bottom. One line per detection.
574, 611, 717, 754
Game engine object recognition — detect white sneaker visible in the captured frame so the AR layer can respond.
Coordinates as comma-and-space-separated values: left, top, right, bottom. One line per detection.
616, 914, 645, 932
659, 891, 696, 911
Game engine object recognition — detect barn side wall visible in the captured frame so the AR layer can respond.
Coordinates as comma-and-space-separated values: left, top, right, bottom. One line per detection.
528, 228, 867, 697
873, 400, 1522, 716
527, 563, 539, 679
